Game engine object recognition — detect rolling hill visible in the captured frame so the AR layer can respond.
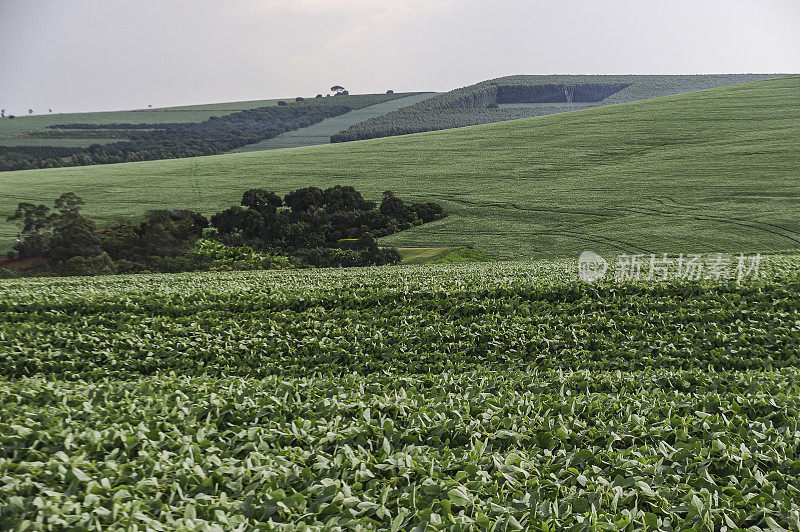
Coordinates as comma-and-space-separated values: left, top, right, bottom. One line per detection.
1, 75, 798, 259
0, 98, 286, 138
0, 93, 420, 171
331, 74, 784, 142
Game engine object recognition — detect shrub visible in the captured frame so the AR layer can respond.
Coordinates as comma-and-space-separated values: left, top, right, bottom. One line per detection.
56, 252, 117, 276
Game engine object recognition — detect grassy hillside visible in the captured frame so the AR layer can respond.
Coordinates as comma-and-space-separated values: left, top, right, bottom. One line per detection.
395, 246, 490, 264
1, 76, 798, 259
0, 98, 284, 137
234, 93, 435, 152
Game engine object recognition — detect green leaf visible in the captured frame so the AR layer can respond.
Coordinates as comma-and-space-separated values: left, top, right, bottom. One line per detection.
637, 481, 656, 498
448, 486, 472, 507
765, 517, 788, 532
71, 467, 91, 482
390, 511, 407, 532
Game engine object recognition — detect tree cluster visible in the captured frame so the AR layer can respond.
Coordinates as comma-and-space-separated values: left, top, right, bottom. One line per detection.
6, 194, 209, 275
330, 107, 581, 142
495, 83, 628, 104
211, 186, 445, 266
0, 146, 89, 170
6, 186, 447, 276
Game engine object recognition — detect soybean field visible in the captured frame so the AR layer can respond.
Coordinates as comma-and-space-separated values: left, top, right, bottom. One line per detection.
1, 257, 800, 529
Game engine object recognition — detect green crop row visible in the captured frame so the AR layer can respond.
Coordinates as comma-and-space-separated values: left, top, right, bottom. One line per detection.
2, 258, 800, 380
2, 370, 800, 530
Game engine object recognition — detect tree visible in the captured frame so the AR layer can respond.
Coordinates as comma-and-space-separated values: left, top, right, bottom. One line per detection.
6, 202, 52, 257
285, 187, 324, 214
330, 85, 345, 93
411, 202, 445, 223
241, 188, 282, 217
0, 109, 5, 118
380, 190, 412, 223
211, 205, 264, 239
54, 192, 85, 215
323, 185, 370, 212
56, 252, 116, 276
98, 223, 139, 260
48, 211, 101, 264
13, 192, 105, 265
7, 202, 51, 236
28, 109, 33, 115
135, 210, 208, 256
563, 83, 576, 111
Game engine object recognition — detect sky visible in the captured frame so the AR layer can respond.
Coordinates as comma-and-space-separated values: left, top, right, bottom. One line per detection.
1, 0, 799, 114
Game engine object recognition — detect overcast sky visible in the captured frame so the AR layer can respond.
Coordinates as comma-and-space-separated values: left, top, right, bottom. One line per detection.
1, 0, 799, 114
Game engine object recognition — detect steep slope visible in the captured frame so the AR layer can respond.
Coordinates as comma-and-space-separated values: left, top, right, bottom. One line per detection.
1, 76, 798, 259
